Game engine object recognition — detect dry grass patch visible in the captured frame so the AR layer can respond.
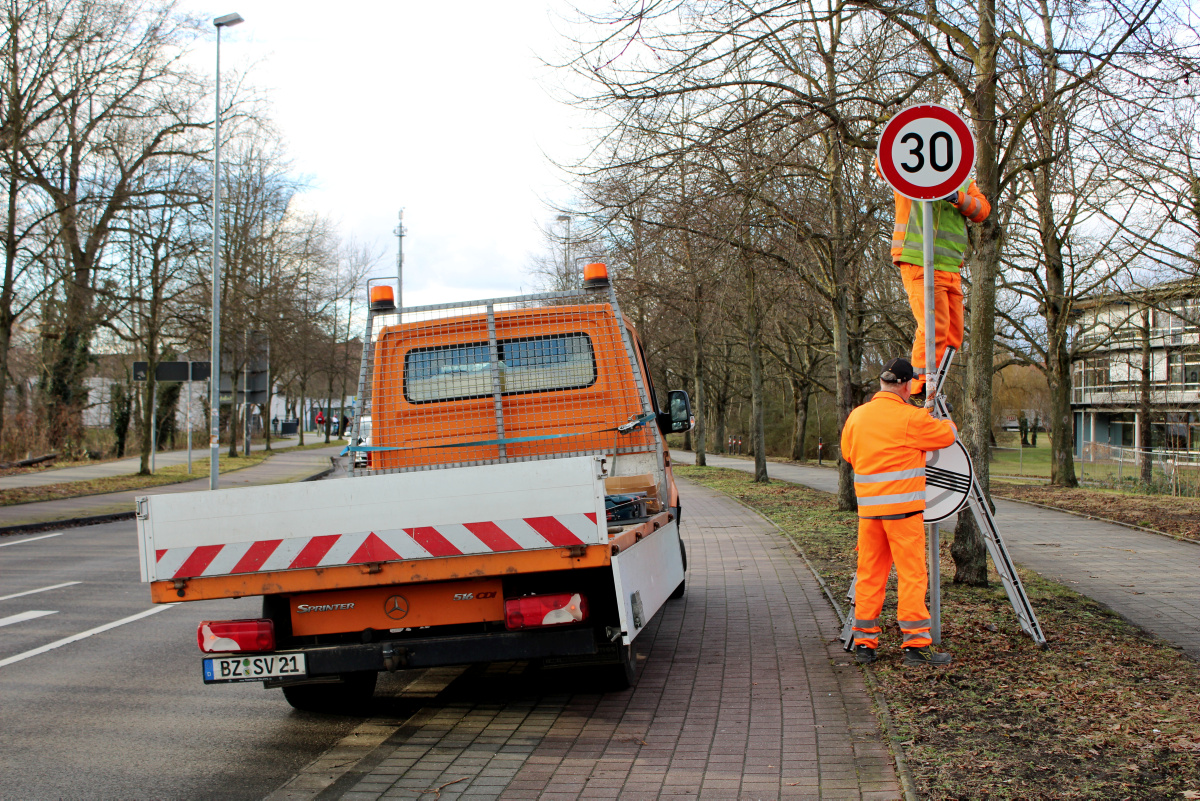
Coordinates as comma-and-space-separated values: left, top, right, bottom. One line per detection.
676, 465, 1200, 800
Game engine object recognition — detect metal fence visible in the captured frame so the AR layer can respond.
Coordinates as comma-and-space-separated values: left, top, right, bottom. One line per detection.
1075, 442, 1200, 497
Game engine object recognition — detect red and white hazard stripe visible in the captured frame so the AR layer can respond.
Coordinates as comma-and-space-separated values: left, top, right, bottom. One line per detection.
153, 513, 600, 581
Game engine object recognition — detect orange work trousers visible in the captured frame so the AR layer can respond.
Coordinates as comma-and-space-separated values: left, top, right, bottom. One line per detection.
851, 514, 933, 650
900, 263, 963, 393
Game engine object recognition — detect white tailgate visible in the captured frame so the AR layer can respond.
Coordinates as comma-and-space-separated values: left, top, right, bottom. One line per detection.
610, 521, 685, 645
137, 456, 607, 582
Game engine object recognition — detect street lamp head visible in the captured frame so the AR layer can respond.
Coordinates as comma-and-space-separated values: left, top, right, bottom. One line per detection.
214, 12, 243, 27
556, 215, 571, 223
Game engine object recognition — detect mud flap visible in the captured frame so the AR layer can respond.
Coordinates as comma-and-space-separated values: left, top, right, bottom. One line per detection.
610, 521, 685, 645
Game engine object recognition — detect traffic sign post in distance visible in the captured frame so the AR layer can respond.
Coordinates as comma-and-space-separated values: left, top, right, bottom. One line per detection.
876, 103, 977, 647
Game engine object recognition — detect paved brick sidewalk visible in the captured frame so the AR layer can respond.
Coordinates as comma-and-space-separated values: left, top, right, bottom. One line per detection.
671, 450, 1200, 659
321, 480, 902, 801
0, 446, 342, 530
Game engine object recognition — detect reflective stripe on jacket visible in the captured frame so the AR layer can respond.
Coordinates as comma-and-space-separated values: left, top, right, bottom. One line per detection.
890, 180, 990, 273
840, 392, 957, 516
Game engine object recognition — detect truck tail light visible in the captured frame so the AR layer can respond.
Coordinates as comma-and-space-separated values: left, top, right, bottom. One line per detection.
504, 593, 588, 631
197, 619, 275, 653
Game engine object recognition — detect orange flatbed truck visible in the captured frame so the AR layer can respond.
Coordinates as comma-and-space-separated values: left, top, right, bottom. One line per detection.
136, 264, 694, 710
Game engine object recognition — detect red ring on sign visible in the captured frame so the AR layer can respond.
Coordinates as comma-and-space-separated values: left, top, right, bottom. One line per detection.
877, 104, 976, 201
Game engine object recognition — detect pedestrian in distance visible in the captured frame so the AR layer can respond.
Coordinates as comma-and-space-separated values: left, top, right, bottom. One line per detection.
880, 161, 990, 401
840, 357, 958, 666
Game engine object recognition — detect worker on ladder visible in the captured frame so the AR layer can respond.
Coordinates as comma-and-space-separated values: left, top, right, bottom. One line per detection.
841, 358, 957, 666
883, 163, 990, 401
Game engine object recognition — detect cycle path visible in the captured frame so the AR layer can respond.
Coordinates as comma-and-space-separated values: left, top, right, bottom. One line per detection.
0, 445, 344, 531
671, 451, 1200, 660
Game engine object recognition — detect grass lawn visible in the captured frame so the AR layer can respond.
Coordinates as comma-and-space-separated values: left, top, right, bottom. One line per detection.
676, 465, 1200, 800
989, 436, 1163, 486
0, 439, 346, 507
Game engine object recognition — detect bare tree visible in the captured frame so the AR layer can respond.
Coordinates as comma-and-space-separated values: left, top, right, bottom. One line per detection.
19, 0, 210, 442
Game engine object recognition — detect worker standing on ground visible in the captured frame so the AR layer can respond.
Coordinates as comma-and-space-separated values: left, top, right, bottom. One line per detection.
840, 358, 957, 666
884, 166, 990, 400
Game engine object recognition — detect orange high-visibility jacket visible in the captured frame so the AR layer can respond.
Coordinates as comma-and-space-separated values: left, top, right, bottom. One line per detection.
840, 392, 957, 516
889, 182, 990, 272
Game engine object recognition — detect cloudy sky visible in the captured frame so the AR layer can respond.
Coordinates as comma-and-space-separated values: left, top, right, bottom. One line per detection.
188, 0, 596, 306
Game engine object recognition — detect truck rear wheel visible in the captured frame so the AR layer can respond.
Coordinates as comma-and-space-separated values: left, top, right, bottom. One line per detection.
669, 538, 687, 599
281, 671, 377, 713
599, 642, 638, 691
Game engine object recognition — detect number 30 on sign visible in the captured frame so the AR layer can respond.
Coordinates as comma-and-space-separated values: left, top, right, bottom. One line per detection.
876, 104, 976, 201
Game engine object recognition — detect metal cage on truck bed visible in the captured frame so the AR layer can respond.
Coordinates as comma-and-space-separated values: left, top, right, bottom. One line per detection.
348, 281, 666, 481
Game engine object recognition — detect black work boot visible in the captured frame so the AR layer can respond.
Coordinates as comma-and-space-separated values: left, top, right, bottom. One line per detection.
854, 644, 877, 665
903, 645, 952, 666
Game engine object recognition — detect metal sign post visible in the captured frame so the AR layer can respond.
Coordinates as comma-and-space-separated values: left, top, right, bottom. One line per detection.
133, 361, 211, 475
877, 103, 977, 646
922, 199, 940, 643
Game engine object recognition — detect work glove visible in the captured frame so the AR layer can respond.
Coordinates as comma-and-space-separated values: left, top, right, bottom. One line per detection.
943, 191, 960, 204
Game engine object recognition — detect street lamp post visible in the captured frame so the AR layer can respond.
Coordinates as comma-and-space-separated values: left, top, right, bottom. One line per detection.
556, 214, 571, 286
210, 11, 243, 491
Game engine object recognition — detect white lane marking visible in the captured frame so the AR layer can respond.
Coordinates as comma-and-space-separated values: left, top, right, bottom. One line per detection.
0, 610, 57, 628
0, 581, 82, 602
0, 532, 63, 547
0, 604, 177, 669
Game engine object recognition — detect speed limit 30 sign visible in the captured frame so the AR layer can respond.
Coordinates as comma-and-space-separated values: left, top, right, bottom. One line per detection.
877, 104, 976, 201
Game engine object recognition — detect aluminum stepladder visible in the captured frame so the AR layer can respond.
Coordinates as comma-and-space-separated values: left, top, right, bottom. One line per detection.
839, 346, 1048, 652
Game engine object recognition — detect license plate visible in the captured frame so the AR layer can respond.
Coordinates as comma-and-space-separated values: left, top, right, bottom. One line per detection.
202, 653, 306, 683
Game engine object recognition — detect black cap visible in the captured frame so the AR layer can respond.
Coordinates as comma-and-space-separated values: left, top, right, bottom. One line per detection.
880, 357, 914, 384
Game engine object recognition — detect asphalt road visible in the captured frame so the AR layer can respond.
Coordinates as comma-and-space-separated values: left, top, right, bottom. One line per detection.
0, 475, 390, 800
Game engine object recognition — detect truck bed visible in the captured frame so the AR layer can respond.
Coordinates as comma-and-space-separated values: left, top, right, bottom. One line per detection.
138, 456, 608, 601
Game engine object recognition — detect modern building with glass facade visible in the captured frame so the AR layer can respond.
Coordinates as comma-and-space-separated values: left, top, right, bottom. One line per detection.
1071, 280, 1200, 457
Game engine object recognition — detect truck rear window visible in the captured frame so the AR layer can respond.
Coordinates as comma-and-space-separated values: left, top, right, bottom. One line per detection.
405, 333, 597, 402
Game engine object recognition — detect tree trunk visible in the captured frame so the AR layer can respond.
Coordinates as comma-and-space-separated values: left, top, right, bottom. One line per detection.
138, 364, 156, 476
298, 386, 306, 446
1139, 311, 1152, 483
0, 162, 19, 446
1046, 354, 1076, 486
1035, 91, 1077, 488
691, 320, 706, 466
951, 0, 998, 586
832, 292, 857, 511
791, 375, 810, 461
744, 259, 768, 482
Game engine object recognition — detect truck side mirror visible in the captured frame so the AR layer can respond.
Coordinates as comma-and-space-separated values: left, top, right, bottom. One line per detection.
657, 389, 694, 434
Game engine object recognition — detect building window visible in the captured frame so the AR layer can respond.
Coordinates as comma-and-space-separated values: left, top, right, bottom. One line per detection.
1167, 351, 1200, 388
1082, 356, 1109, 389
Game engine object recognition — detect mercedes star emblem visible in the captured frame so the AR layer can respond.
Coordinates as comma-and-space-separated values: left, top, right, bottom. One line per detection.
384, 594, 409, 620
